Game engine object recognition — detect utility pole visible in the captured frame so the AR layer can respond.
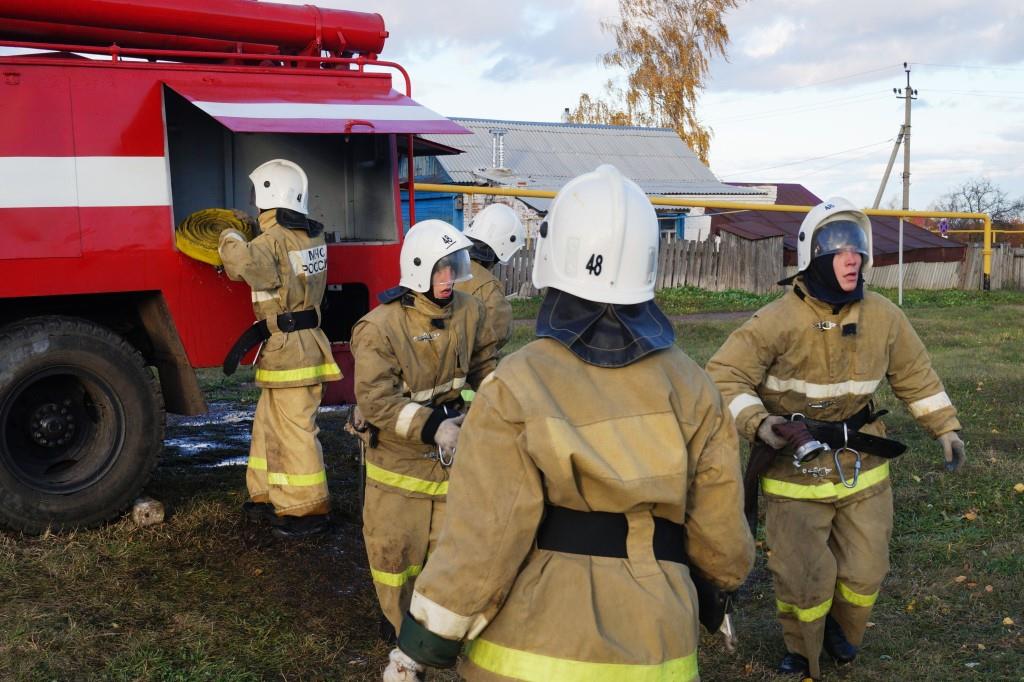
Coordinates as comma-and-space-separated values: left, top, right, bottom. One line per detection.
872, 127, 905, 209
895, 62, 917, 210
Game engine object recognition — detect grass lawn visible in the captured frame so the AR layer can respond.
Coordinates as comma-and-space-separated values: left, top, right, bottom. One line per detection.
1, 289, 1022, 681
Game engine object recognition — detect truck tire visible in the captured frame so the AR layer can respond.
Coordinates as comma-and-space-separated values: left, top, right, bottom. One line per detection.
0, 316, 164, 533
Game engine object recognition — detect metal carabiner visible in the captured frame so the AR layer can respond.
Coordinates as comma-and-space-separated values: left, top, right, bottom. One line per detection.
437, 446, 454, 468
833, 423, 861, 488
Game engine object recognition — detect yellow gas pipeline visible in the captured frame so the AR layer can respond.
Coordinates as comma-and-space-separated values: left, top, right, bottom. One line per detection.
175, 209, 259, 266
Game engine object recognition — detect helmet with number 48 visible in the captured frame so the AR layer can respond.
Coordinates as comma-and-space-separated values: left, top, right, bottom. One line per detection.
532, 164, 658, 305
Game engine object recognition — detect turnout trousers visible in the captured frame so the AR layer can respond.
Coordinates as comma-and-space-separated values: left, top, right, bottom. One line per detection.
363, 483, 447, 631
246, 384, 330, 517
764, 484, 893, 679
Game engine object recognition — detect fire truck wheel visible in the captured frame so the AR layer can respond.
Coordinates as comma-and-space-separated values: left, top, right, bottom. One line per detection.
0, 316, 164, 533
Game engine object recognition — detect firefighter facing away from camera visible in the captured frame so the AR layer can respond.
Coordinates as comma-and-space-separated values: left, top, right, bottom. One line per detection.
454, 202, 526, 350
350, 219, 498, 640
383, 164, 755, 682
706, 197, 966, 680
218, 159, 341, 539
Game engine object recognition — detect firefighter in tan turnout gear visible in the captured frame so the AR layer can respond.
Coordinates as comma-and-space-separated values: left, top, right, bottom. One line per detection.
706, 197, 966, 680
383, 165, 755, 682
351, 219, 498, 639
454, 203, 526, 350
218, 159, 341, 539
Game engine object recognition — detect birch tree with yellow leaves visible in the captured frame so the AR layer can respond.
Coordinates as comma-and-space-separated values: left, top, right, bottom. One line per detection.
568, 0, 742, 163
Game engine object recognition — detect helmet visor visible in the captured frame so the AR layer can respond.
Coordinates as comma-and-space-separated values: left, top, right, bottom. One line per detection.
431, 248, 472, 287
811, 220, 869, 260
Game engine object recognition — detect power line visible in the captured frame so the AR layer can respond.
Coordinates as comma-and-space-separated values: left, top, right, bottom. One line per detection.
784, 63, 904, 90
789, 143, 895, 181
913, 62, 1024, 73
718, 138, 895, 178
715, 92, 884, 123
927, 88, 1024, 99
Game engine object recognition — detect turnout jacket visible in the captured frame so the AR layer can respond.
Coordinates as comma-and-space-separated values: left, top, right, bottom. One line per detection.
454, 260, 514, 350
350, 290, 498, 497
706, 279, 961, 504
218, 211, 340, 389
407, 339, 754, 680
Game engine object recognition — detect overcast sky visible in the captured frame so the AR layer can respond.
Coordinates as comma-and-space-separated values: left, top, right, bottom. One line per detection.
321, 0, 1024, 209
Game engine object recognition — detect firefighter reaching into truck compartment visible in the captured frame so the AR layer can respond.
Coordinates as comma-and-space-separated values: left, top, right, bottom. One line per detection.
382, 165, 754, 682
705, 197, 966, 680
454, 202, 525, 351
218, 158, 341, 539
350, 219, 498, 641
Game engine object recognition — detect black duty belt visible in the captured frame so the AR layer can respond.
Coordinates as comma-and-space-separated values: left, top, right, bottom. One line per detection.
222, 308, 319, 375
536, 505, 686, 564
790, 404, 907, 459
536, 504, 731, 632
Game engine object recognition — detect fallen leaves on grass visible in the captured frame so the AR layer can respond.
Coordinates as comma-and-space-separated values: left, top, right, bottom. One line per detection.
985, 585, 993, 593
962, 509, 979, 521
1014, 483, 1024, 494
1003, 617, 1016, 626
955, 575, 967, 583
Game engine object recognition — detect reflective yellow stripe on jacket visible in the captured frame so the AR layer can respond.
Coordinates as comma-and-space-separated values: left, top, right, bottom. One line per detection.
255, 362, 341, 384
466, 639, 698, 682
365, 461, 448, 496
761, 462, 889, 501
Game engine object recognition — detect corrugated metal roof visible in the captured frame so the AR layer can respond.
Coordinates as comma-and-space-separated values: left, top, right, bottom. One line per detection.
422, 118, 764, 197
712, 183, 964, 266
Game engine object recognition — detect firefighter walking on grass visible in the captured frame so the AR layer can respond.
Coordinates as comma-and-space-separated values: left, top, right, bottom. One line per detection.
706, 198, 966, 680
454, 203, 525, 350
350, 219, 498, 639
383, 165, 754, 682
218, 159, 341, 539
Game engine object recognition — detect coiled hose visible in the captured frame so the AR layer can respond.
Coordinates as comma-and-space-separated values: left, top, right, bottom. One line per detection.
175, 208, 259, 266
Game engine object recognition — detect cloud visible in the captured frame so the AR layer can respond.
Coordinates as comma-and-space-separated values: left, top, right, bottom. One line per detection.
711, 0, 1024, 91
304, 0, 615, 82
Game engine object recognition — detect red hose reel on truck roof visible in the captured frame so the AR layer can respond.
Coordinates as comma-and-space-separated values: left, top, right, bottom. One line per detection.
0, 0, 388, 58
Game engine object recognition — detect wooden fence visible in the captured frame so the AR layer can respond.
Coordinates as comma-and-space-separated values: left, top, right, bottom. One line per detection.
804, 245, 1024, 291
495, 233, 784, 297
498, 240, 1024, 296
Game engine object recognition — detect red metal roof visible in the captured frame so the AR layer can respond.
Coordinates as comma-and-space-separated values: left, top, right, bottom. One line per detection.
712, 183, 964, 266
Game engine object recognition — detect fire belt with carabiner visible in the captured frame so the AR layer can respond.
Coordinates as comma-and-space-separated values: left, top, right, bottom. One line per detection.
788, 408, 907, 489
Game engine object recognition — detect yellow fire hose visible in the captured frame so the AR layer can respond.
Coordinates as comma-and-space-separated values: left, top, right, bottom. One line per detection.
175, 208, 259, 266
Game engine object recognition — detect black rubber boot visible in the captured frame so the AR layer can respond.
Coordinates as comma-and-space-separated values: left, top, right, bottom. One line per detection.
271, 514, 330, 539
242, 501, 280, 525
778, 652, 810, 676
824, 614, 858, 663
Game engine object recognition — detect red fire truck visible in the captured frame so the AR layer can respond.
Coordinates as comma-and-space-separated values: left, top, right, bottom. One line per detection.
0, 0, 466, 533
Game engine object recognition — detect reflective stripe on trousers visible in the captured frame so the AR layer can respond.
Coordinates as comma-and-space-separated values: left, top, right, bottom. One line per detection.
247, 456, 327, 487
776, 579, 879, 622
762, 461, 889, 501
466, 638, 698, 682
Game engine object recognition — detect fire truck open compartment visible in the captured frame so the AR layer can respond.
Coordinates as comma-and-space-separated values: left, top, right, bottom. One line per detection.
164, 87, 399, 245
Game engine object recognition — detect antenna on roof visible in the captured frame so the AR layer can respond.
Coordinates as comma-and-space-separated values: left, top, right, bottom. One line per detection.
489, 128, 508, 170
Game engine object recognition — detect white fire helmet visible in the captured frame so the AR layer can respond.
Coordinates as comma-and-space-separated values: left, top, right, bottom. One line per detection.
399, 219, 474, 293
249, 159, 309, 214
464, 203, 526, 263
797, 197, 873, 272
532, 164, 658, 304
